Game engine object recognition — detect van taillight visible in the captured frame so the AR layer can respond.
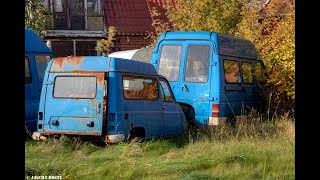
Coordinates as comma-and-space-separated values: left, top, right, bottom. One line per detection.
212, 104, 219, 117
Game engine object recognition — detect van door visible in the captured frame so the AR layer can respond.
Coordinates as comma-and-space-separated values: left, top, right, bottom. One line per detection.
221, 57, 243, 117
180, 42, 212, 124
156, 42, 184, 102
159, 78, 184, 135
240, 61, 256, 113
42, 72, 105, 135
254, 61, 268, 113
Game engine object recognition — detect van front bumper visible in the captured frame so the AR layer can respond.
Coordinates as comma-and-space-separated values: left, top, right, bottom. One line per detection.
31, 132, 47, 141
106, 134, 125, 143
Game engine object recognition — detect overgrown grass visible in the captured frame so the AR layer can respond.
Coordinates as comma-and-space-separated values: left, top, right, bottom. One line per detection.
25, 114, 294, 180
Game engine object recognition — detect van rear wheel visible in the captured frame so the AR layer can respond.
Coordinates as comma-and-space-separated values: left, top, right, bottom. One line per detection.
226, 114, 236, 127
128, 127, 145, 142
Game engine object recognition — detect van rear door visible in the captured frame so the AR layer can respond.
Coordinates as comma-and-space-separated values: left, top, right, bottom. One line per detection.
180, 41, 213, 124
42, 72, 105, 136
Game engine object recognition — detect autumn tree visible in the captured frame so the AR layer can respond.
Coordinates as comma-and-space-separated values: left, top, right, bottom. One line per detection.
96, 26, 117, 56
164, 0, 244, 35
25, 0, 51, 36
237, 0, 295, 113
147, 7, 172, 46
149, 0, 295, 113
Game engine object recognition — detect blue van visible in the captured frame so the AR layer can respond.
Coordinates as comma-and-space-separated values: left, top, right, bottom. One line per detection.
150, 32, 267, 126
32, 56, 186, 143
25, 29, 55, 132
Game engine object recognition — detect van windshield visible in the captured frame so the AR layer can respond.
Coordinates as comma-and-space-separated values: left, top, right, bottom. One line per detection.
53, 76, 97, 98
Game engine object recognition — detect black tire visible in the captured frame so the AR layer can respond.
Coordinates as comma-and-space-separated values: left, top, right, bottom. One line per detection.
226, 114, 237, 127
128, 128, 145, 142
181, 105, 195, 127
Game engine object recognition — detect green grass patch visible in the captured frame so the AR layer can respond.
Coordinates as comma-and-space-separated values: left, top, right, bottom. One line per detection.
26, 117, 294, 179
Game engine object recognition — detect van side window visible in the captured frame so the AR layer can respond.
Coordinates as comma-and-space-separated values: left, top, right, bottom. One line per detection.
224, 60, 240, 83
36, 56, 52, 83
254, 62, 266, 83
25, 56, 32, 84
158, 45, 182, 82
185, 45, 210, 82
241, 62, 253, 84
53, 76, 97, 98
159, 80, 174, 102
123, 76, 159, 100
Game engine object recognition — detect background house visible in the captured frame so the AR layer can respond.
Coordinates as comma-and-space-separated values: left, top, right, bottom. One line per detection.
42, 0, 105, 57
42, 0, 174, 57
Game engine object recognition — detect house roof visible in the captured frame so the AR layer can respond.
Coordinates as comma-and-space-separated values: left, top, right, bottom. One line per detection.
43, 30, 105, 38
104, 0, 175, 35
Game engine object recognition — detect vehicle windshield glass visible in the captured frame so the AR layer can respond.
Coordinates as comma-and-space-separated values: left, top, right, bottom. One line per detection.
158, 45, 182, 82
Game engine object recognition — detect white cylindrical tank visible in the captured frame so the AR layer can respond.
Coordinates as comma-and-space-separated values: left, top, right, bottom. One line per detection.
108, 47, 153, 63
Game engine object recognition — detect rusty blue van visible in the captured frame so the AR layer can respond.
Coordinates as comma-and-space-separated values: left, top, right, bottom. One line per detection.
32, 56, 186, 143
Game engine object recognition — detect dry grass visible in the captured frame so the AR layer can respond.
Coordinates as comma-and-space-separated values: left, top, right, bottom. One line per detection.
25, 110, 295, 179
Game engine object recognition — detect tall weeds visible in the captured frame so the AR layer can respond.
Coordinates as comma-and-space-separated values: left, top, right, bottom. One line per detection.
188, 109, 295, 143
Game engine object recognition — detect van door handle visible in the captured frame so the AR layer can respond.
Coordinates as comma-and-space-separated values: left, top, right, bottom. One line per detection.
162, 105, 167, 109
182, 84, 189, 92
96, 102, 101, 114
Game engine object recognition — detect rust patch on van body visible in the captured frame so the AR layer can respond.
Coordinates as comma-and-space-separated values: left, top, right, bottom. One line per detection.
90, 99, 94, 108
44, 130, 101, 136
96, 73, 104, 85
51, 56, 85, 71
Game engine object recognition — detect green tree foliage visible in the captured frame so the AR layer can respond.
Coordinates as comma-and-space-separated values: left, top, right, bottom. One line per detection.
96, 26, 117, 55
147, 7, 172, 46
25, 0, 51, 37
164, 0, 244, 35
237, 0, 295, 109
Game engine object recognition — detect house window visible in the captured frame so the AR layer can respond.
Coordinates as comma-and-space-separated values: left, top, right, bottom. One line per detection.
51, 40, 97, 57
51, 41, 74, 57
52, 0, 85, 30
51, 0, 103, 30
86, 0, 104, 30
87, 0, 102, 15
76, 41, 97, 56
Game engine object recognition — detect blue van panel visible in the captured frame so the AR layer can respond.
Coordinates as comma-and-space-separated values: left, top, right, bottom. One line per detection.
162, 32, 213, 40
25, 29, 52, 54
154, 32, 218, 54
40, 72, 105, 135
25, 29, 55, 132
49, 56, 158, 76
